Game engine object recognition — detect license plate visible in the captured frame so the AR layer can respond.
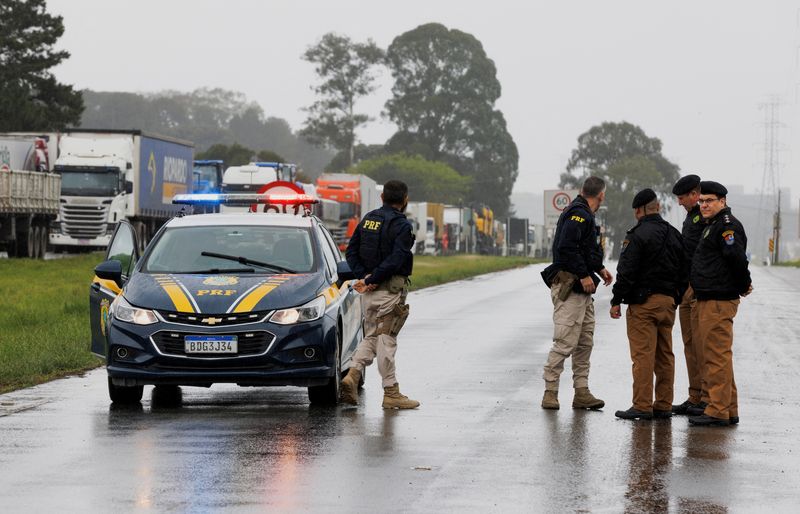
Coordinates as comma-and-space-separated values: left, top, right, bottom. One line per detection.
184, 335, 238, 354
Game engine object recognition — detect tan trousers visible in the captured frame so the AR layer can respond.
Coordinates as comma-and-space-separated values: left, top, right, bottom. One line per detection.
678, 286, 707, 404
696, 299, 739, 420
626, 294, 676, 412
542, 285, 595, 391
351, 288, 406, 388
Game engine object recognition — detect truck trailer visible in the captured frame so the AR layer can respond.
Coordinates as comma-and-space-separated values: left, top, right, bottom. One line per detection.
50, 130, 193, 251
0, 134, 60, 258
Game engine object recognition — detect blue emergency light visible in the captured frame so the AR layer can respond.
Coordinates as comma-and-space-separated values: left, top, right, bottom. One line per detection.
194, 159, 224, 165
172, 193, 318, 207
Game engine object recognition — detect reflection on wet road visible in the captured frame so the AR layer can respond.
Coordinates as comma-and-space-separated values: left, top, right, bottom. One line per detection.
1, 264, 799, 512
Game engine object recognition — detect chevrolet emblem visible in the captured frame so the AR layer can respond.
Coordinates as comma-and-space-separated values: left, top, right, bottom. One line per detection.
201, 317, 223, 325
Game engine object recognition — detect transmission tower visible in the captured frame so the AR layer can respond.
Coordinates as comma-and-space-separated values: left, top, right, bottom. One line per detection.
757, 97, 782, 263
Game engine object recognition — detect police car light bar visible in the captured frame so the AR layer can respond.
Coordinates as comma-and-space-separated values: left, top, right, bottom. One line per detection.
172, 193, 318, 206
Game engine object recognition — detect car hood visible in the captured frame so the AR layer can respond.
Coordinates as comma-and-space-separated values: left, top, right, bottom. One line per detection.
123, 272, 327, 314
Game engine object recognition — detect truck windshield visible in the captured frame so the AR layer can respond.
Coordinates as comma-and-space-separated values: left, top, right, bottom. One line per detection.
338, 202, 357, 219
59, 169, 119, 197
193, 165, 219, 193
143, 225, 316, 274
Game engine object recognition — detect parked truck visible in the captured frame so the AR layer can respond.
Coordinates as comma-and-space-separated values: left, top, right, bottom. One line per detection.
219, 162, 297, 214
315, 173, 379, 249
49, 129, 193, 251
1, 134, 60, 258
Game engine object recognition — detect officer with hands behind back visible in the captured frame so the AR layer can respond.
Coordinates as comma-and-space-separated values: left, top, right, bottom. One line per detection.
610, 189, 686, 421
671, 174, 709, 416
540, 176, 613, 411
688, 181, 752, 427
341, 180, 419, 409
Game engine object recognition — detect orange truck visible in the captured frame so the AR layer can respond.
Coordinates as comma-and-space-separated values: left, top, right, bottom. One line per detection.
315, 173, 380, 249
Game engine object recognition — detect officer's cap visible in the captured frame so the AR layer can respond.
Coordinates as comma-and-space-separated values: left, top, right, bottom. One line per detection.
699, 181, 728, 197
672, 174, 701, 195
631, 188, 657, 209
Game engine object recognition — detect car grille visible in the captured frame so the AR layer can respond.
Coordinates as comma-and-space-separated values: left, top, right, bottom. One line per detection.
61, 203, 108, 238
151, 331, 275, 357
157, 310, 270, 327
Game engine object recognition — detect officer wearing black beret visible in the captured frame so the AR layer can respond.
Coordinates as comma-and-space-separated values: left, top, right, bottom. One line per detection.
670, 174, 709, 416
610, 189, 686, 420
688, 180, 752, 426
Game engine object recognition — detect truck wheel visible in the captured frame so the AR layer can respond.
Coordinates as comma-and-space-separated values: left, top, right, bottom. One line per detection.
31, 226, 42, 259
14, 230, 32, 258
39, 226, 49, 258
108, 377, 144, 404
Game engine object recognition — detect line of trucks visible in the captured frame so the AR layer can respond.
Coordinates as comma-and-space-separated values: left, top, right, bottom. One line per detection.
1, 129, 529, 258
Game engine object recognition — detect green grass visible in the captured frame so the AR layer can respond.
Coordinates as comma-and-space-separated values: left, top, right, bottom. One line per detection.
777, 260, 800, 267
409, 255, 540, 291
0, 253, 105, 393
0, 253, 539, 394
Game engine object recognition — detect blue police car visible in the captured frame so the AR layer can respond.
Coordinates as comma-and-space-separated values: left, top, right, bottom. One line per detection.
89, 192, 363, 405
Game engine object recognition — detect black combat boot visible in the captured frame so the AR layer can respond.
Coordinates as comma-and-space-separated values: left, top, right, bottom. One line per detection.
615, 408, 653, 420
672, 400, 700, 415
688, 414, 730, 426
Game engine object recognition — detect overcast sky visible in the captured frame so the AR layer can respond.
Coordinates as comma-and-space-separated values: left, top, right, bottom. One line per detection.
48, 0, 800, 203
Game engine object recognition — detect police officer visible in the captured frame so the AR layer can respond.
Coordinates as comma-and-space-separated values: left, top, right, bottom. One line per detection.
610, 189, 686, 420
671, 174, 709, 415
688, 181, 752, 426
540, 176, 613, 410
341, 179, 419, 409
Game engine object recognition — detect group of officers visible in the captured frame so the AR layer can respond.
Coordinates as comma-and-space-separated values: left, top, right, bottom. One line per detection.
541, 175, 752, 426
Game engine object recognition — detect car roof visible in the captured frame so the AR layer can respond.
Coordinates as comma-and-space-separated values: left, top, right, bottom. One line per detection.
164, 213, 317, 229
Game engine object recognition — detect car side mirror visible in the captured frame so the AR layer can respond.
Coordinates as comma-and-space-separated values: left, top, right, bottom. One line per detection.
336, 261, 355, 288
95, 259, 124, 288
124, 181, 133, 194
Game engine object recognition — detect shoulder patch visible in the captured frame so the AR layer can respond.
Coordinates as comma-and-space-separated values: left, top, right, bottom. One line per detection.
569, 215, 585, 223
621, 239, 630, 251
722, 229, 735, 245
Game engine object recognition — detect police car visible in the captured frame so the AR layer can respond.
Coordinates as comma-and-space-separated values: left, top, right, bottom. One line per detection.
89, 186, 363, 405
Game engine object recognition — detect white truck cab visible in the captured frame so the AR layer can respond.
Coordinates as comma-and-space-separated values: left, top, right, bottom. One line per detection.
220, 162, 296, 213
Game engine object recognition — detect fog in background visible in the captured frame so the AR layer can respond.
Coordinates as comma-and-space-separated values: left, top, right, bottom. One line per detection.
48, 0, 800, 210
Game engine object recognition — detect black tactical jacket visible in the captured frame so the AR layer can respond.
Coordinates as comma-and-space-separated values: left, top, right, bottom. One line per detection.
346, 204, 414, 286
611, 214, 687, 306
682, 204, 704, 264
545, 196, 605, 293
690, 207, 752, 300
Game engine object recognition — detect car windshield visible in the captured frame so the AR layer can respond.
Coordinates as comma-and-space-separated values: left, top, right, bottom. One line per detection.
60, 169, 119, 197
143, 225, 315, 273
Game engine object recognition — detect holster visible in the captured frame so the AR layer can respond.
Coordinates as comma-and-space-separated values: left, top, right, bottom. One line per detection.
377, 302, 410, 337
553, 271, 576, 301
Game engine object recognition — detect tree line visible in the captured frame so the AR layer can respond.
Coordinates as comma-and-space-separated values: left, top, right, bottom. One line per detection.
1, 0, 679, 225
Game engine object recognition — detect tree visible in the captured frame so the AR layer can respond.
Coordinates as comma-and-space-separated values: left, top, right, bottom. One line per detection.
301, 33, 385, 167
350, 154, 470, 205
256, 150, 285, 163
326, 144, 387, 173
560, 121, 681, 257
385, 23, 518, 215
195, 143, 255, 167
0, 0, 83, 130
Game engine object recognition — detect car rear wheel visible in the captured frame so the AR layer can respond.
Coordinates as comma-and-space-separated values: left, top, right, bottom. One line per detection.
108, 377, 144, 404
308, 329, 341, 405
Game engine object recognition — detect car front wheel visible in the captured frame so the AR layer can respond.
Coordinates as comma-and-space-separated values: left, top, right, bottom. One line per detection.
108, 377, 144, 404
308, 329, 341, 405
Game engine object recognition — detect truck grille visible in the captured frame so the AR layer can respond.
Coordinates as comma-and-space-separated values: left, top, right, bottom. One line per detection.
157, 310, 271, 327
61, 203, 108, 238
150, 330, 275, 357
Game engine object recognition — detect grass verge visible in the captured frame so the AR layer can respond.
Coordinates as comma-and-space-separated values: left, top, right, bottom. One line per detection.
0, 253, 105, 393
0, 253, 539, 394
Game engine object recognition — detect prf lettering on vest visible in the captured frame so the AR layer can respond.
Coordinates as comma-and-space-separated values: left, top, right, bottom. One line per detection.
197, 289, 237, 296
570, 215, 585, 223
363, 220, 382, 231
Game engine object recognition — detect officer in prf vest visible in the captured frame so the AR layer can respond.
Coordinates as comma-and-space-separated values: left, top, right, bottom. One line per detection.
341, 179, 419, 409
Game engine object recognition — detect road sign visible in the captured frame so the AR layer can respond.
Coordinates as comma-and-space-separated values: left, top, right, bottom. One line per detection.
544, 189, 579, 230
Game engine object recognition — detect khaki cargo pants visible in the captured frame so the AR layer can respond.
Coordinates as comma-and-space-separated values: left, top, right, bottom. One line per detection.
351, 276, 410, 388
679, 286, 707, 404
626, 294, 676, 412
542, 284, 595, 391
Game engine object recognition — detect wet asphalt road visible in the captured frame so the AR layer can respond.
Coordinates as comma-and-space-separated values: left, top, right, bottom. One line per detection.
2, 264, 799, 513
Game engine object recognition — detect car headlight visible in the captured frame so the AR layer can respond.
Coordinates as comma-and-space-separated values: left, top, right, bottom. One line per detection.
111, 295, 158, 325
270, 296, 326, 325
